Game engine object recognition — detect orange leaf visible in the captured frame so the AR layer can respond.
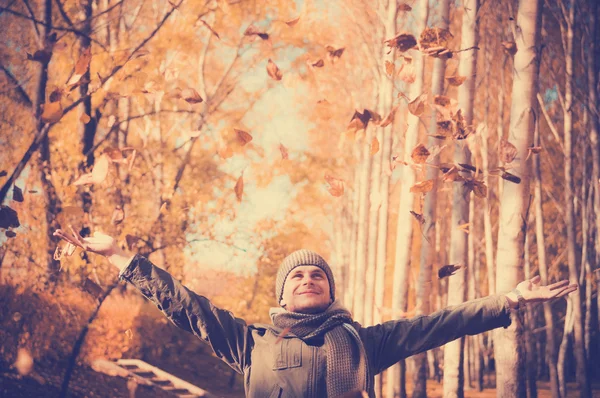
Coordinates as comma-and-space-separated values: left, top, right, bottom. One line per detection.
80, 113, 91, 124
380, 104, 399, 127
181, 88, 203, 104
410, 179, 434, 193
499, 138, 518, 163
410, 144, 430, 164
408, 94, 427, 116
385, 61, 395, 76
279, 143, 289, 160
74, 47, 92, 76
384, 33, 417, 52
285, 17, 300, 26
41, 101, 63, 123
370, 137, 380, 155
398, 3, 412, 11
324, 174, 344, 197
446, 75, 467, 86
267, 59, 283, 80
235, 129, 253, 146
235, 174, 244, 202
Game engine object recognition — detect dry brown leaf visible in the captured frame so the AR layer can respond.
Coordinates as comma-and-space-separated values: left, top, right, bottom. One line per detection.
27, 49, 52, 63
267, 59, 283, 80
91, 154, 110, 183
452, 109, 470, 140
74, 47, 92, 76
125, 234, 142, 250
384, 33, 417, 52
446, 75, 467, 86
457, 223, 470, 234
325, 46, 345, 59
181, 88, 203, 104
5, 230, 16, 238
235, 174, 244, 202
53, 245, 63, 261
80, 113, 91, 124
410, 210, 425, 225
442, 166, 464, 182
408, 93, 427, 116
49, 87, 63, 102
385, 60, 395, 76
0, 205, 20, 229
526, 146, 542, 160
324, 174, 344, 197
285, 17, 300, 26
502, 41, 517, 55
411, 144, 430, 164
310, 59, 325, 67
501, 171, 521, 184
380, 104, 400, 127
419, 27, 454, 50
398, 3, 412, 11
370, 137, 380, 156
41, 101, 63, 123
347, 109, 380, 132
464, 179, 487, 198
279, 143, 289, 160
244, 25, 269, 40
111, 206, 125, 225
235, 129, 253, 145
438, 263, 464, 279
410, 179, 434, 193
499, 138, 518, 163
433, 95, 453, 108
12, 186, 24, 202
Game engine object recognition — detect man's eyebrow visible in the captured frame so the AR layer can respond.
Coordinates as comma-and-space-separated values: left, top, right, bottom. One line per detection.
311, 269, 325, 275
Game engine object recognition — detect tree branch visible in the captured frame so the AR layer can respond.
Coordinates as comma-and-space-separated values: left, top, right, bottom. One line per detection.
0, 64, 33, 107
54, 0, 74, 27
20, 0, 41, 38
536, 93, 565, 153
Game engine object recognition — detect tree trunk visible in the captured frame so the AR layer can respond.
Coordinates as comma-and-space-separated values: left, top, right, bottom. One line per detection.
524, 230, 538, 398
493, 0, 542, 396
558, 299, 574, 398
443, 2, 478, 396
346, 149, 361, 310
412, 2, 449, 397
534, 109, 560, 398
561, 1, 591, 394
388, 1, 428, 396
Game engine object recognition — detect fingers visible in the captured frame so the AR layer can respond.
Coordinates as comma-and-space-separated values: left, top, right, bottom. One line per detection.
530, 275, 541, 285
68, 225, 87, 250
53, 229, 80, 247
553, 284, 578, 298
547, 280, 570, 291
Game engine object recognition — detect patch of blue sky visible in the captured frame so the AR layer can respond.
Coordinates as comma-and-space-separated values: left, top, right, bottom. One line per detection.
543, 86, 558, 105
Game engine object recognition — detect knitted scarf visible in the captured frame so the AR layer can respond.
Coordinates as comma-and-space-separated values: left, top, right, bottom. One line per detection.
269, 300, 370, 398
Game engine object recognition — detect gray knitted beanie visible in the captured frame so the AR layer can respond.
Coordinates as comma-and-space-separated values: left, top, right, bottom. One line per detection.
275, 249, 335, 304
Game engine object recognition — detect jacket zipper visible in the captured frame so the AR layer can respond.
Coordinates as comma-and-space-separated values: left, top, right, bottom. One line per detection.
311, 345, 317, 398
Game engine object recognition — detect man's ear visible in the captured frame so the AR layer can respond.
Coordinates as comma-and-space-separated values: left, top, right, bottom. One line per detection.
279, 298, 286, 308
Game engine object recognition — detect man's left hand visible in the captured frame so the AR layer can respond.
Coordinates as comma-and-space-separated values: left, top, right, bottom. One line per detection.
504, 276, 578, 309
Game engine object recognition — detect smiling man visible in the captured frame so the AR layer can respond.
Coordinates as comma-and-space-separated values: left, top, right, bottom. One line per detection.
53, 229, 578, 398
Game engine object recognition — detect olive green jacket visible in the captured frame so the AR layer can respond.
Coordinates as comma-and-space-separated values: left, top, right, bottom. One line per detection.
119, 255, 512, 397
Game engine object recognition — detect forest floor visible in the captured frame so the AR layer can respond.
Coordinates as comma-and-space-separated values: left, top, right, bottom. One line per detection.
2, 358, 600, 398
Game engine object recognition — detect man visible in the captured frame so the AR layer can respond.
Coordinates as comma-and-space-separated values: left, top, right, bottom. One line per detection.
53, 227, 577, 398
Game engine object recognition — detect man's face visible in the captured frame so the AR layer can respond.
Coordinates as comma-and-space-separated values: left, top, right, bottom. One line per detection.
280, 265, 332, 314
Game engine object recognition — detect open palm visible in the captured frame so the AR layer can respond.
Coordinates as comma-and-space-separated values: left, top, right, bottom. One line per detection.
516, 275, 578, 304
53, 226, 118, 257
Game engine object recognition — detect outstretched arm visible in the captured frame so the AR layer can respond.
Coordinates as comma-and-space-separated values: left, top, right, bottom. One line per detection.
53, 228, 251, 374
360, 276, 577, 374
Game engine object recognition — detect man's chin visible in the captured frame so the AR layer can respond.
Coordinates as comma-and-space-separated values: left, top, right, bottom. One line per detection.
295, 300, 329, 314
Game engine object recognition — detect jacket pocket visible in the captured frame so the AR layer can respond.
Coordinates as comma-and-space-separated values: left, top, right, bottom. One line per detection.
272, 338, 302, 370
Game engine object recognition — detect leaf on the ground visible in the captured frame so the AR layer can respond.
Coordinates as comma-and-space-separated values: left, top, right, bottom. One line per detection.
12, 186, 24, 202
410, 210, 425, 225
235, 129, 253, 145
398, 3, 412, 11
419, 27, 453, 50
41, 101, 63, 123
499, 138, 518, 163
501, 41, 517, 55
91, 154, 110, 183
438, 263, 464, 279
380, 104, 400, 127
384, 33, 417, 52
410, 179, 434, 193
446, 75, 467, 86
279, 143, 289, 160
244, 25, 269, 40
408, 93, 427, 116
410, 144, 430, 164
325, 46, 345, 59
267, 59, 283, 80
5, 230, 16, 238
235, 173, 244, 202
0, 205, 20, 229
370, 137, 380, 155
111, 206, 125, 225
82, 278, 104, 299
181, 88, 203, 104
324, 174, 344, 197
80, 113, 91, 124
385, 60, 395, 76
501, 171, 521, 184
285, 17, 300, 26
199, 19, 220, 39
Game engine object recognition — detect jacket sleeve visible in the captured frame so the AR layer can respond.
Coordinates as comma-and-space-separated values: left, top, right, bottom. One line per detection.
360, 294, 512, 374
119, 254, 250, 374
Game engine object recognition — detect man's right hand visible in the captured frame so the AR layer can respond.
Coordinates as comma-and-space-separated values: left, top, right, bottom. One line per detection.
53, 227, 134, 272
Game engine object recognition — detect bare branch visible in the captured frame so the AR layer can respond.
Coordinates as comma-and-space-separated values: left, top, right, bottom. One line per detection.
20, 0, 41, 38
54, 0, 75, 27
536, 93, 565, 153
0, 64, 33, 107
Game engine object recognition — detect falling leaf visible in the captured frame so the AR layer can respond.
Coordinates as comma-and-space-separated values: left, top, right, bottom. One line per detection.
370, 137, 380, 155
458, 163, 481, 173
499, 138, 518, 163
452, 109, 470, 140
310, 59, 325, 67
457, 223, 470, 234
125, 234, 142, 250
529, 146, 542, 154
14, 348, 34, 376
0, 170, 7, 177
433, 95, 453, 108
5, 230, 16, 238
398, 3, 412, 11
408, 93, 427, 116
463, 178, 488, 198
501, 41, 517, 55
285, 17, 300, 26
384, 33, 417, 52
419, 27, 453, 50
80, 113, 91, 124
438, 263, 465, 279
67, 47, 92, 87
41, 101, 63, 123
279, 143, 289, 160
244, 25, 269, 40
411, 144, 430, 164
12, 186, 24, 202
91, 154, 110, 183
125, 329, 133, 340
410, 210, 425, 225
111, 206, 125, 225
49, 87, 63, 102
53, 245, 63, 261
410, 179, 434, 193
235, 129, 253, 145
324, 174, 344, 197
235, 174, 244, 202
199, 19, 220, 39
181, 88, 203, 104
442, 166, 464, 182
446, 75, 467, 86
385, 60, 395, 76
325, 46, 345, 59
0, 205, 20, 229
501, 171, 521, 184
27, 50, 52, 64
28, 190, 37, 193
267, 59, 283, 81
275, 327, 292, 344
397, 63, 415, 83
65, 242, 76, 256
380, 104, 400, 127
347, 109, 379, 132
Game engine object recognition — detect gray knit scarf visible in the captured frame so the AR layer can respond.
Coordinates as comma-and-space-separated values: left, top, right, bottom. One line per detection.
269, 300, 370, 398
